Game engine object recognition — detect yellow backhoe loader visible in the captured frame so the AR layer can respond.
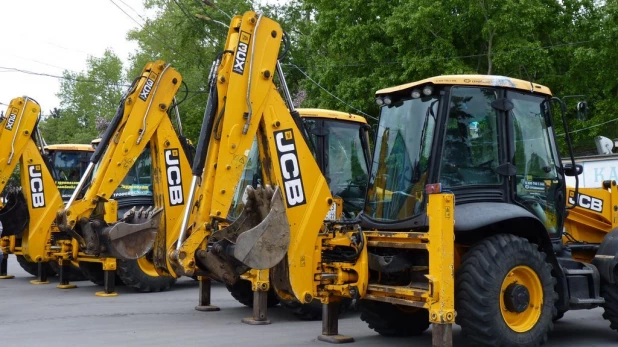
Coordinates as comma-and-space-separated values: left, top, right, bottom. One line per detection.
0, 98, 175, 292
1, 141, 92, 281
133, 10, 618, 347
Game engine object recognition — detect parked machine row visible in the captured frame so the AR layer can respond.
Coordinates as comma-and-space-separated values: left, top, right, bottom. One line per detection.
1, 9, 618, 347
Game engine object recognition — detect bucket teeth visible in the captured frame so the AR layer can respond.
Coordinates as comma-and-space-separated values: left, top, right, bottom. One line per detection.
99, 206, 163, 259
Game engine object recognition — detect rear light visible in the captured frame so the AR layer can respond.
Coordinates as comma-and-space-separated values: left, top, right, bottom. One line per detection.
425, 183, 442, 194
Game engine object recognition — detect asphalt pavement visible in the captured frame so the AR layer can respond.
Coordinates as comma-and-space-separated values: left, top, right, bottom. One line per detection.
1, 255, 617, 347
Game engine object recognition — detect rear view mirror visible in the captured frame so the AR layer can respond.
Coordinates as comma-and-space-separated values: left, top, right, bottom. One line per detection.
577, 101, 588, 121
563, 163, 583, 177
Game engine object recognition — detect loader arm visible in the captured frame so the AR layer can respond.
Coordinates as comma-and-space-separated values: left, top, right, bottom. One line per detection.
168, 13, 335, 302
57, 61, 192, 262
0, 97, 64, 263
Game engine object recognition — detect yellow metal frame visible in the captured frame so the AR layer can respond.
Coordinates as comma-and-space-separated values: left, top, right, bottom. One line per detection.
356, 194, 455, 325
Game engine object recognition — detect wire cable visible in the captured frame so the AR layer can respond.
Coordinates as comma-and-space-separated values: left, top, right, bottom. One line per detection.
288, 63, 377, 121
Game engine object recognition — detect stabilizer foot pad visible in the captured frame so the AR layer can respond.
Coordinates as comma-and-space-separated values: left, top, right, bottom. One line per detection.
195, 305, 220, 312
317, 335, 355, 344
0, 275, 15, 279
29, 280, 50, 285
57, 284, 77, 289
241, 317, 271, 325
95, 291, 118, 297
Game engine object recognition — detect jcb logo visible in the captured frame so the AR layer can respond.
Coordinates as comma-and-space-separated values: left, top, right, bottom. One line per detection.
232, 31, 251, 75
28, 165, 45, 208
165, 149, 184, 206
139, 72, 157, 101
275, 129, 306, 207
569, 191, 603, 212
5, 112, 17, 131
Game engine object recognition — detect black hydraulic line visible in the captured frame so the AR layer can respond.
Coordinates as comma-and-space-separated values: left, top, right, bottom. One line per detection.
191, 82, 218, 176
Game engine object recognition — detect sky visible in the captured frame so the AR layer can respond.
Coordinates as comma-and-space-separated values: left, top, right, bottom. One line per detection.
0, 0, 147, 114
0, 0, 284, 116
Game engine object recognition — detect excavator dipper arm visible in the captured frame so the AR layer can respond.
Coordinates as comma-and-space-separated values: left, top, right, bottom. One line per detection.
57, 62, 192, 261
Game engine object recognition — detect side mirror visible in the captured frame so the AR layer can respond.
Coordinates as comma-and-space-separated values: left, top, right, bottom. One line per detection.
563, 163, 583, 177
576, 101, 588, 121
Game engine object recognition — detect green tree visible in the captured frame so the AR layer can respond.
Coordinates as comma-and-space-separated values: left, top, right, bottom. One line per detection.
41, 49, 125, 144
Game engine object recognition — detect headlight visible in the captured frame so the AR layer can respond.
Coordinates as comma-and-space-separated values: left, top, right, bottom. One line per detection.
411, 89, 421, 99
383, 95, 393, 106
422, 85, 434, 96
376, 97, 384, 106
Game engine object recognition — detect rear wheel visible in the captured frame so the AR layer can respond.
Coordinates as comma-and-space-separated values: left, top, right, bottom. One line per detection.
601, 282, 618, 331
279, 297, 354, 321
360, 300, 430, 336
226, 279, 280, 308
15, 255, 56, 277
48, 261, 86, 281
456, 234, 556, 347
78, 262, 105, 286
116, 256, 176, 293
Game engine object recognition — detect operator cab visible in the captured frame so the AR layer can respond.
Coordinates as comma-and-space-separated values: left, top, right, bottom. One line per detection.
229, 109, 372, 220
364, 75, 566, 243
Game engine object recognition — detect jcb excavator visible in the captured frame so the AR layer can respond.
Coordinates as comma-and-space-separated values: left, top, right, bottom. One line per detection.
0, 97, 100, 286
1, 140, 92, 280
0, 81, 184, 294
137, 10, 618, 347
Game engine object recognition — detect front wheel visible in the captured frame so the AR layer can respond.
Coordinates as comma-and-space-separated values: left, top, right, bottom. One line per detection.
456, 234, 557, 347
225, 279, 280, 308
15, 255, 56, 277
601, 282, 618, 331
116, 256, 176, 293
360, 300, 430, 336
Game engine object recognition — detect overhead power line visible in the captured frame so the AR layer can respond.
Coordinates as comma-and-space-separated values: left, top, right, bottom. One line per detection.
107, 0, 188, 61
287, 64, 377, 121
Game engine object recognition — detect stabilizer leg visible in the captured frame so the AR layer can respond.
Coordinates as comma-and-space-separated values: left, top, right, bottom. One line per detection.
317, 301, 354, 343
241, 289, 271, 325
56, 260, 77, 289
432, 323, 453, 347
195, 276, 220, 311
30, 262, 50, 284
95, 259, 118, 297
0, 254, 14, 279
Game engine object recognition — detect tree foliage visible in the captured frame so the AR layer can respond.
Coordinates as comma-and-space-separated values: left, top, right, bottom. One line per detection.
49, 0, 618, 155
41, 49, 125, 144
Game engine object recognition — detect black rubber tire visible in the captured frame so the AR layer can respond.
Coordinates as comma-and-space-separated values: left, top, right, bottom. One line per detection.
48, 262, 87, 282
456, 234, 557, 347
116, 259, 176, 293
226, 279, 280, 308
280, 298, 354, 321
15, 255, 57, 277
78, 262, 105, 286
601, 282, 618, 331
359, 300, 430, 336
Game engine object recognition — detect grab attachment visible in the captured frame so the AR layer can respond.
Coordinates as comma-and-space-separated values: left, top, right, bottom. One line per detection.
99, 206, 163, 259
212, 185, 290, 270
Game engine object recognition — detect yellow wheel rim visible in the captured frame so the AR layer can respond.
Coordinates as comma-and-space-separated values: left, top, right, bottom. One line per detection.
500, 265, 543, 333
136, 256, 159, 277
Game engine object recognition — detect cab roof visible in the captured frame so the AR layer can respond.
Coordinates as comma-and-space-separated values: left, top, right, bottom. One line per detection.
376, 75, 552, 96
297, 108, 367, 124
44, 144, 94, 152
